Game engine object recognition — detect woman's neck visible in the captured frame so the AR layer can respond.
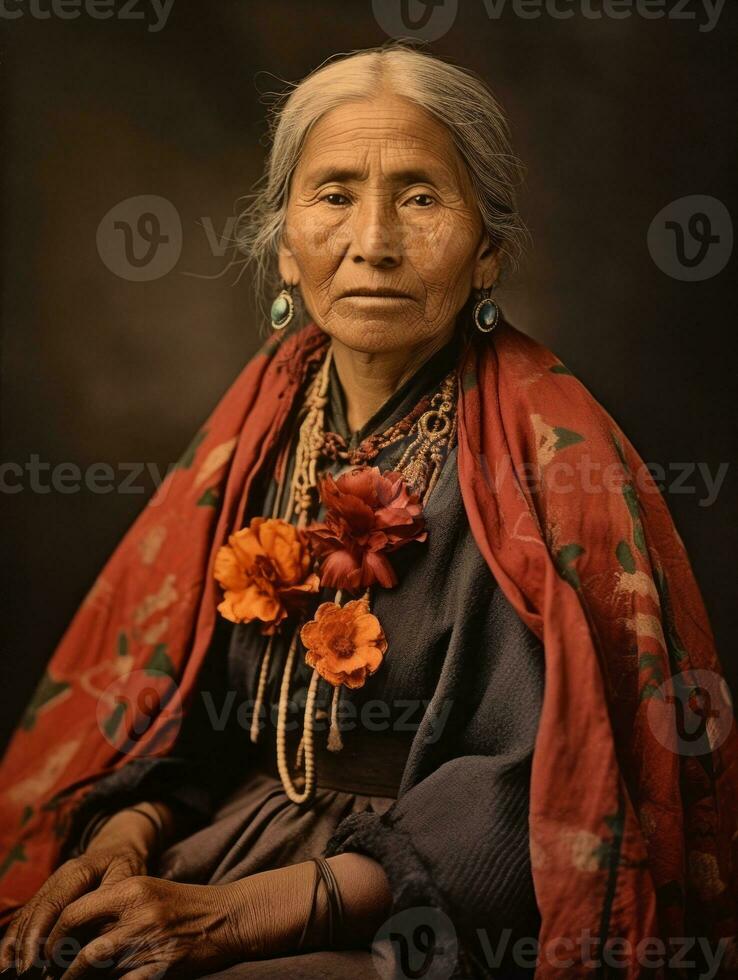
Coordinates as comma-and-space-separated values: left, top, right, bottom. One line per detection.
329, 331, 453, 434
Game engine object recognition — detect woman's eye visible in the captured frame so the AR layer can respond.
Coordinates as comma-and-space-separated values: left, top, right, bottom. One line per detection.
405, 193, 436, 207
321, 193, 350, 206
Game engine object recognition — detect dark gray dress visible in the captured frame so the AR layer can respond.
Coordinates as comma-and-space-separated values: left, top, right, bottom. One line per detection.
61, 333, 545, 979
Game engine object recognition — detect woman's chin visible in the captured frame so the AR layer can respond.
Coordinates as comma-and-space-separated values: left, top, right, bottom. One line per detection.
320, 310, 427, 354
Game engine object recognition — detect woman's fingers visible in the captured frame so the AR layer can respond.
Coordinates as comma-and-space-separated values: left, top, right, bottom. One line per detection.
99, 853, 146, 887
118, 969, 168, 980
1, 859, 97, 973
59, 925, 168, 980
0, 906, 25, 969
43, 886, 123, 971
52, 927, 129, 980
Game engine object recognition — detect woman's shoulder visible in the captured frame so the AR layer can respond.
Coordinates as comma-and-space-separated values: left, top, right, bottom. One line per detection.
493, 319, 611, 414
477, 318, 639, 472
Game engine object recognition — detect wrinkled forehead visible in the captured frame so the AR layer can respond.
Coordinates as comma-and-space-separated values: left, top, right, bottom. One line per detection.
293, 96, 472, 194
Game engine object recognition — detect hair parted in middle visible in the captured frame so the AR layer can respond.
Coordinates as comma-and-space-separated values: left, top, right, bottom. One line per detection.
233, 39, 528, 326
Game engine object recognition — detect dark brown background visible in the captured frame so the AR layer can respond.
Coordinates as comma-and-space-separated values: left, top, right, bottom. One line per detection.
1, 0, 736, 752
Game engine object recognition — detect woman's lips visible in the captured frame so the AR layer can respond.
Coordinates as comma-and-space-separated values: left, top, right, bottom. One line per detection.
339, 292, 413, 301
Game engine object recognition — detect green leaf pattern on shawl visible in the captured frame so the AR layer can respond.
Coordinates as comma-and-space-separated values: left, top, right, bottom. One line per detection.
21, 672, 71, 731
101, 702, 126, 742
197, 486, 220, 508
173, 429, 208, 470
145, 643, 176, 678
616, 540, 637, 574
589, 804, 626, 872
0, 843, 27, 881
611, 433, 647, 556
653, 565, 689, 666
555, 543, 586, 590
638, 653, 666, 702
608, 434, 692, 696
552, 426, 585, 452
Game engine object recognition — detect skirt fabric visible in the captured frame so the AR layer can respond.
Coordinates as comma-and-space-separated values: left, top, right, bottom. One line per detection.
152, 767, 394, 978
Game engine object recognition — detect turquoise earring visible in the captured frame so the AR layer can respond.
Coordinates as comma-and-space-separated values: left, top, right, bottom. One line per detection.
271, 282, 295, 330
472, 285, 500, 334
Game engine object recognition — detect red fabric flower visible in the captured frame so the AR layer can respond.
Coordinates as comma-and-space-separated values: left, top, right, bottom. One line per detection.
306, 466, 426, 592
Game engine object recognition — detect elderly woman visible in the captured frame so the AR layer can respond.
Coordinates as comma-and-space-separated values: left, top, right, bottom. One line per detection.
1, 43, 736, 980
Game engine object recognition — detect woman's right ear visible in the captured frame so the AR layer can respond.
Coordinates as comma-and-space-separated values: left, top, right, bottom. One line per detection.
278, 241, 300, 288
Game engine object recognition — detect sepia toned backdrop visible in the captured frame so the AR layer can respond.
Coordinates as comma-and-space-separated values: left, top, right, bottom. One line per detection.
1, 0, 737, 751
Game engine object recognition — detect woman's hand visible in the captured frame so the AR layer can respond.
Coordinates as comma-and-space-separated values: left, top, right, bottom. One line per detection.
30, 854, 390, 979
0, 805, 163, 974
2, 844, 392, 978
41, 876, 248, 980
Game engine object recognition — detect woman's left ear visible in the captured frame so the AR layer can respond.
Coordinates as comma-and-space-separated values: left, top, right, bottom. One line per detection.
472, 236, 501, 290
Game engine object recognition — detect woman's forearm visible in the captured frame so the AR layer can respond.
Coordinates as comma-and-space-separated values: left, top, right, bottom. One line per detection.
82, 800, 180, 859
223, 853, 393, 959
82, 808, 392, 959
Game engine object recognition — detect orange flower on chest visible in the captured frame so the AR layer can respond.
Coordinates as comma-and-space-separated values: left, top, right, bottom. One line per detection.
300, 597, 388, 689
214, 517, 320, 634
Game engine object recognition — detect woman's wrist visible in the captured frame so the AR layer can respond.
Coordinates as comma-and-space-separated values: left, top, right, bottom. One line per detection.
220, 854, 392, 960
221, 863, 329, 960
84, 801, 175, 861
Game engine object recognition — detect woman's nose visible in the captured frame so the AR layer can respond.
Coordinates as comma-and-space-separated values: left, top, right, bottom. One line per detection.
348, 200, 403, 267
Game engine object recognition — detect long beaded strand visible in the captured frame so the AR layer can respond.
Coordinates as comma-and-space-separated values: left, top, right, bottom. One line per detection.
274, 350, 333, 803
249, 350, 332, 749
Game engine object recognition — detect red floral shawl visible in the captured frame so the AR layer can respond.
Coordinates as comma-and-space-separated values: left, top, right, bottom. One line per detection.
1, 320, 736, 975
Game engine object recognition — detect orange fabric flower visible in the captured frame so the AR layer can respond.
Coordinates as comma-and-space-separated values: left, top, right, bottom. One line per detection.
300, 597, 388, 689
214, 517, 319, 634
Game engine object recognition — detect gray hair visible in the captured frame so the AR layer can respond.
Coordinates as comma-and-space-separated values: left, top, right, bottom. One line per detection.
234, 40, 528, 323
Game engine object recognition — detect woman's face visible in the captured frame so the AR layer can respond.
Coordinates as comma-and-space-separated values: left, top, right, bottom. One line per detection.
278, 92, 499, 354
